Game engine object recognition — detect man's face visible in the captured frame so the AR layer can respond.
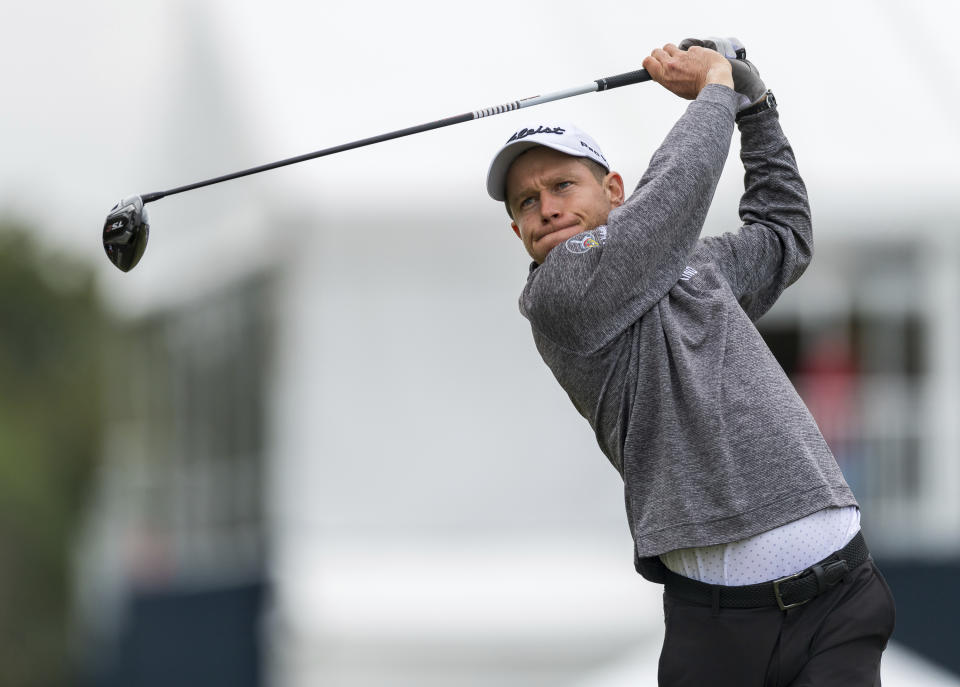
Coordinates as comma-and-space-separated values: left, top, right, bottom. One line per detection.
505, 147, 624, 264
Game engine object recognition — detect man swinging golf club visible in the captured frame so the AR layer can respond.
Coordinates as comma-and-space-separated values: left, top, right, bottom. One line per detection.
486, 39, 895, 685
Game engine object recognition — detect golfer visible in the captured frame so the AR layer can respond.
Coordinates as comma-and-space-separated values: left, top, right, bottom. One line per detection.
486, 39, 895, 686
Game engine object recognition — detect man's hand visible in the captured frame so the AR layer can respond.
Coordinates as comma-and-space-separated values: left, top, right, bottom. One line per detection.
642, 43, 734, 100
679, 37, 767, 110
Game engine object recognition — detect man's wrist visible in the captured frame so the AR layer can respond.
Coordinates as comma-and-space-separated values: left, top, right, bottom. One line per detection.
704, 64, 734, 91
735, 90, 776, 122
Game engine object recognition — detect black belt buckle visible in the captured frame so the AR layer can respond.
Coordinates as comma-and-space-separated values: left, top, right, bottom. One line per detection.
772, 571, 809, 611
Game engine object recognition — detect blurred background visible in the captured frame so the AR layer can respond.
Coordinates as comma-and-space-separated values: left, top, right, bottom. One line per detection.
1, 0, 959, 685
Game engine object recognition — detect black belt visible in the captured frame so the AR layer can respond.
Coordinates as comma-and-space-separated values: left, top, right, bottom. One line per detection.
663, 530, 870, 611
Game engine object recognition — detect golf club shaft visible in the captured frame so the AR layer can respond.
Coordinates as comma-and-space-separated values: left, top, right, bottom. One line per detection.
140, 68, 651, 205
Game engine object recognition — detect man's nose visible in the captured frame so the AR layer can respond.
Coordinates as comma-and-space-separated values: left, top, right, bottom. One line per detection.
539, 192, 561, 221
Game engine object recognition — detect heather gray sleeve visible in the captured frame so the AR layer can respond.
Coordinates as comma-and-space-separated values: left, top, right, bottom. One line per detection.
698, 106, 812, 321
519, 85, 739, 353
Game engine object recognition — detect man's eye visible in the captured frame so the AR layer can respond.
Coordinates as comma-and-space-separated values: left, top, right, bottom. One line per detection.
519, 197, 536, 209
556, 181, 573, 191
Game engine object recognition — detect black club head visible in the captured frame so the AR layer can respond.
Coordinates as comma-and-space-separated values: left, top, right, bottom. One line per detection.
102, 195, 149, 272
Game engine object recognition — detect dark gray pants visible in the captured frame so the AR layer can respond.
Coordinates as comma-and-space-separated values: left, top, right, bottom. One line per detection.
658, 560, 896, 686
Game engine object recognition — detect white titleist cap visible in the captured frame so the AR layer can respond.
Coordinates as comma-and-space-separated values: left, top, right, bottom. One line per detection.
486, 123, 610, 202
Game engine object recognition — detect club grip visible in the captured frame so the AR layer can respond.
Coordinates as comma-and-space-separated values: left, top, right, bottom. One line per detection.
595, 69, 652, 91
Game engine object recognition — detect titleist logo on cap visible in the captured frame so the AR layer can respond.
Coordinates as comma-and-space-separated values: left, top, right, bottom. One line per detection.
506, 126, 566, 143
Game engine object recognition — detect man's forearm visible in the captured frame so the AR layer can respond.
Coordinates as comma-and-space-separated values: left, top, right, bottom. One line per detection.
737, 106, 812, 279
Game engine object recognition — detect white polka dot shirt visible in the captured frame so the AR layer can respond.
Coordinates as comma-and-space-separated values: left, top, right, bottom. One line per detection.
659, 506, 861, 585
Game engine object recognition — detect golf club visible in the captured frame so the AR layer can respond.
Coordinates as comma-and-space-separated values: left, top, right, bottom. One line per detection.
102, 67, 651, 272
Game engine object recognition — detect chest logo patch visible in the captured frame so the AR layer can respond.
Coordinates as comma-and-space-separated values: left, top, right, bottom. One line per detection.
565, 226, 607, 255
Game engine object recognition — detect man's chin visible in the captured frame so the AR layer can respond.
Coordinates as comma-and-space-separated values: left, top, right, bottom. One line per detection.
535, 225, 587, 261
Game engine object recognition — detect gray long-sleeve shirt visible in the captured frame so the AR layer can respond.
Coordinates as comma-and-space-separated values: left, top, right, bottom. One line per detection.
518, 85, 856, 581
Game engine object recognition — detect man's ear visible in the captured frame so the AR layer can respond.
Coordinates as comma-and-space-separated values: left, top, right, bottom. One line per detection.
511, 222, 522, 240
604, 172, 625, 208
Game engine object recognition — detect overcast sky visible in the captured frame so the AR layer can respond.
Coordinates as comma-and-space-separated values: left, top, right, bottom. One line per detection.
2, 0, 958, 278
